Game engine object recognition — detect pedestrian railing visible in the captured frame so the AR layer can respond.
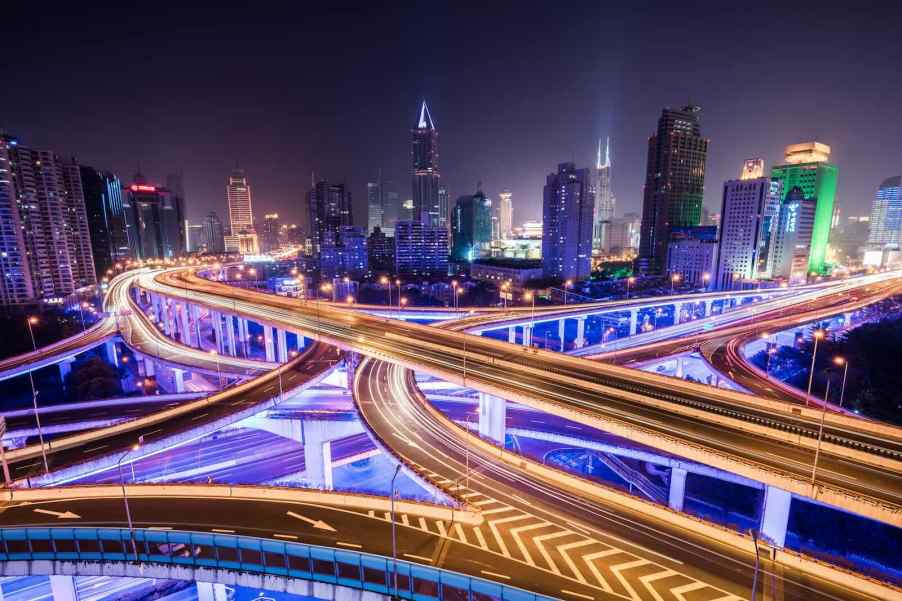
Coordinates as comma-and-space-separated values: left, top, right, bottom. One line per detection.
0, 527, 557, 601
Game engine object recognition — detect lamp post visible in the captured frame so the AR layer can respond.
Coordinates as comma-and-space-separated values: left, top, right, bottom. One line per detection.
524, 290, 536, 325
25, 316, 49, 474
602, 327, 615, 346
209, 349, 222, 388
810, 372, 832, 487
626, 276, 635, 299
451, 280, 458, 310
670, 273, 681, 294
834, 356, 849, 408
390, 464, 401, 597
118, 441, 142, 560
750, 529, 761, 601
805, 330, 825, 407
379, 276, 391, 307
564, 279, 573, 304
702, 272, 711, 290
79, 301, 89, 333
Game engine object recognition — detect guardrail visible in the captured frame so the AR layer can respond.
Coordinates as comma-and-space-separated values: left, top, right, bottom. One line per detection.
0, 527, 553, 601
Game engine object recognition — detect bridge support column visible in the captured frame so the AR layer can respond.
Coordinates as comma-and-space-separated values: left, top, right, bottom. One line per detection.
574, 317, 586, 348
178, 304, 192, 346
302, 421, 341, 489
105, 340, 119, 367
263, 325, 276, 362
277, 328, 289, 362
58, 357, 75, 382
558, 320, 566, 351
190, 303, 202, 347
50, 575, 78, 600
675, 357, 684, 379
143, 357, 156, 377
478, 392, 507, 445
673, 302, 684, 325
196, 582, 228, 601
760, 485, 791, 548
172, 368, 186, 393
508, 327, 516, 344
704, 299, 714, 316
629, 310, 638, 336
211, 311, 224, 353
522, 325, 533, 347
238, 318, 250, 356
225, 315, 238, 356
668, 467, 687, 512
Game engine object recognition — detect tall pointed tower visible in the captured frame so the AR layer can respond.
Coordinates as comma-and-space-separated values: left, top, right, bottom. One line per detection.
411, 100, 441, 226
593, 137, 615, 252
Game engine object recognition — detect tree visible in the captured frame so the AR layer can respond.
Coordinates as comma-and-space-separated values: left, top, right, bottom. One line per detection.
64, 356, 123, 403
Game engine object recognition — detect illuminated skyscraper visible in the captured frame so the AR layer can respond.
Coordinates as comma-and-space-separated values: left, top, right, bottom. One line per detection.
80, 166, 129, 279
714, 160, 782, 289
367, 172, 384, 233
451, 186, 493, 262
637, 105, 708, 274
867, 176, 902, 249
770, 142, 837, 275
260, 213, 281, 253
497, 189, 513, 240
122, 175, 185, 260
411, 100, 441, 226
225, 168, 258, 254
308, 180, 353, 277
542, 162, 594, 280
593, 137, 615, 251
202, 211, 225, 253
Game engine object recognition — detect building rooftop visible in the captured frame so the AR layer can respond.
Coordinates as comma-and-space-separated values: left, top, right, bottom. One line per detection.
473, 258, 543, 269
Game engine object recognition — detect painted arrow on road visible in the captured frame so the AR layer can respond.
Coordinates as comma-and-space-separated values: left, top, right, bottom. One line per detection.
286, 511, 336, 531
33, 508, 81, 519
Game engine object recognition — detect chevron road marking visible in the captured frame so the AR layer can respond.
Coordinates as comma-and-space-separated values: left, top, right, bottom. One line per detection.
508, 520, 552, 565
670, 581, 709, 601
558, 539, 596, 584
487, 514, 534, 559
453, 522, 468, 544
583, 548, 621, 593
638, 569, 681, 601
611, 559, 653, 601
472, 525, 488, 549
531, 529, 573, 574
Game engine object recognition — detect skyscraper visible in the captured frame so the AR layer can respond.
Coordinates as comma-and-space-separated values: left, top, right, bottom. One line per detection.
122, 175, 185, 260
437, 183, 449, 230
394, 220, 449, 277
714, 160, 782, 289
497, 190, 513, 240
308, 180, 353, 276
185, 221, 206, 253
637, 105, 708, 274
202, 212, 226, 254
80, 166, 129, 280
866, 176, 902, 249
411, 101, 441, 226
260, 213, 281, 253
768, 188, 817, 282
451, 187, 493, 262
225, 168, 258, 254
367, 172, 384, 233
0, 134, 97, 302
770, 142, 838, 275
593, 137, 615, 251
541, 162, 594, 280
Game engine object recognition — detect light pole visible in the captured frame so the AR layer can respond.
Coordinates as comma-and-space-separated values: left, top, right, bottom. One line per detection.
564, 279, 573, 304
524, 290, 535, 323
390, 464, 401, 597
25, 316, 49, 474
750, 529, 761, 601
602, 327, 615, 346
702, 272, 711, 290
805, 330, 825, 407
626, 276, 635, 299
834, 356, 849, 408
500, 281, 510, 309
810, 372, 832, 487
118, 441, 142, 560
379, 276, 391, 307
670, 273, 681, 294
209, 349, 222, 389
451, 280, 458, 310
79, 301, 89, 333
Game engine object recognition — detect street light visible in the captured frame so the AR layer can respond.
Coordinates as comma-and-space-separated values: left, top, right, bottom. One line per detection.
810, 370, 833, 487
564, 279, 573, 304
451, 280, 458, 310
834, 356, 849, 408
523, 290, 536, 324
118, 440, 142, 560
702, 272, 711, 290
390, 464, 402, 597
79, 301, 89, 333
209, 349, 222, 388
379, 275, 391, 307
500, 281, 510, 309
602, 327, 615, 346
626, 276, 636, 299
805, 330, 825, 407
670, 273, 681, 294
346, 294, 355, 304
25, 316, 49, 474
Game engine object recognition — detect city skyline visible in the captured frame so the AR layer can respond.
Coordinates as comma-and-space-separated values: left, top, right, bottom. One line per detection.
2, 4, 900, 229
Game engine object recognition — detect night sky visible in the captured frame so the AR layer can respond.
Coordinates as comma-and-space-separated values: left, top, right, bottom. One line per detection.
2, 2, 901, 230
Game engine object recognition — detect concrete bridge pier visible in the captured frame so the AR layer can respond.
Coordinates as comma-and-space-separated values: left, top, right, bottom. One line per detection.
301, 420, 365, 489
760, 485, 792, 548
190, 303, 202, 347
196, 582, 228, 601
224, 315, 238, 356
704, 299, 714, 316
211, 311, 224, 353
522, 325, 533, 347
668, 467, 687, 511
105, 340, 119, 367
629, 309, 639, 336
558, 320, 566, 351
50, 575, 78, 600
263, 323, 278, 362
478, 392, 507, 445
574, 316, 586, 348
277, 328, 289, 362
58, 357, 75, 382
673, 302, 684, 325
508, 326, 516, 344
238, 318, 251, 357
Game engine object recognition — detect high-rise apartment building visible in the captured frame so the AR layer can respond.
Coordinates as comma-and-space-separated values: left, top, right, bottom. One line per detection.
867, 176, 902, 249
394, 220, 449, 277
367, 226, 394, 272
225, 168, 258, 254
451, 187, 493, 262
593, 137, 615, 251
667, 226, 718, 287
497, 190, 513, 240
367, 173, 385, 233
411, 101, 441, 226
202, 211, 225, 253
770, 142, 837, 275
437, 183, 449, 230
605, 213, 642, 255
541, 162, 594, 280
637, 105, 708, 274
80, 167, 129, 279
0, 134, 96, 302
122, 175, 185, 260
714, 160, 782, 289
185, 221, 206, 253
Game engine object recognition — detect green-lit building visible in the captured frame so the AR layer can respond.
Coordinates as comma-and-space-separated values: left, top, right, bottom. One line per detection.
770, 142, 838, 275
451, 187, 493, 262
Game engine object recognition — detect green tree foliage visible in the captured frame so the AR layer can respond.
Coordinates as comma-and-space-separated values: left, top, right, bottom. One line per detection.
64, 356, 122, 403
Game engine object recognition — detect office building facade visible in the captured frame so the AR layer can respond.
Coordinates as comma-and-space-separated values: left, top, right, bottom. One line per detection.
770, 142, 838, 275
411, 101, 441, 226
637, 105, 708, 274
497, 189, 513, 240
767, 188, 817, 282
451, 187, 493, 262
80, 166, 129, 280
260, 213, 281, 253
666, 226, 718, 288
122, 176, 185, 260
605, 213, 641, 255
867, 176, 902, 249
541, 162, 594, 280
593, 137, 615, 252
714, 160, 782, 289
367, 226, 394, 272
394, 220, 448, 277
225, 168, 258, 254
308, 180, 353, 277
203, 212, 226, 254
